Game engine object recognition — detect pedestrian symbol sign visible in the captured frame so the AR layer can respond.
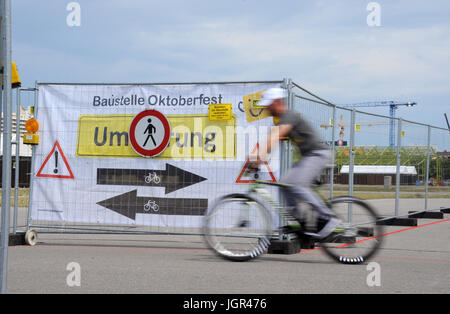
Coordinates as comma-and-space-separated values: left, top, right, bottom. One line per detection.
129, 110, 171, 157
143, 118, 157, 147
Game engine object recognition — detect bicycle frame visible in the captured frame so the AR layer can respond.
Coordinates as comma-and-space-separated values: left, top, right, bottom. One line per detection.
246, 181, 298, 234
245, 180, 345, 235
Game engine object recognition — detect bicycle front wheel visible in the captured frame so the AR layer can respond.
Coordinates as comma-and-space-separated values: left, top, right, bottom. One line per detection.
320, 197, 384, 264
203, 194, 273, 262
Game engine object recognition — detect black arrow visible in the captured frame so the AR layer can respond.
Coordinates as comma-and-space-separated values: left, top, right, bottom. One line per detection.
97, 163, 207, 194
96, 190, 208, 220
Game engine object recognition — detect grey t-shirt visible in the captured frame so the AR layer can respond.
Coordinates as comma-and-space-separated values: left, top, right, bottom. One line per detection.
278, 109, 327, 156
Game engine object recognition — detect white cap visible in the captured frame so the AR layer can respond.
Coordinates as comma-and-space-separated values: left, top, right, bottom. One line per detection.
256, 87, 287, 107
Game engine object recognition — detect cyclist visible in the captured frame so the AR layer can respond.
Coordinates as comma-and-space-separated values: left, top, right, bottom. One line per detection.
249, 87, 341, 239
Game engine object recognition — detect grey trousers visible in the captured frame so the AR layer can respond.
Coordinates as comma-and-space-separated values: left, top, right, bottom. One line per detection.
280, 150, 333, 220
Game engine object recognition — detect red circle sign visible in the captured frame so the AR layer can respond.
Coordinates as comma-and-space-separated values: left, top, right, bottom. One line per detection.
129, 110, 171, 157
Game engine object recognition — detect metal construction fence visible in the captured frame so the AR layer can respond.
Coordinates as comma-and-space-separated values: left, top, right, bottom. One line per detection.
289, 80, 450, 222
4, 79, 450, 238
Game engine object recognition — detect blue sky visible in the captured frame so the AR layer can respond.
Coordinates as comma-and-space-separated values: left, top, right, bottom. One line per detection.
11, 0, 450, 130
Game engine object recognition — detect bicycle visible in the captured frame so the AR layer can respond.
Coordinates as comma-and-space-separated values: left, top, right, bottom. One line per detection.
203, 169, 384, 264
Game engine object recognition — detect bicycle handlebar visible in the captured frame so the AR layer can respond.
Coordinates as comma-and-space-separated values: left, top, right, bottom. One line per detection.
245, 163, 260, 179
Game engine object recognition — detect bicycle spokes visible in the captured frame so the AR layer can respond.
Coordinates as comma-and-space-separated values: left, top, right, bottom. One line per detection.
320, 199, 384, 264
204, 195, 272, 261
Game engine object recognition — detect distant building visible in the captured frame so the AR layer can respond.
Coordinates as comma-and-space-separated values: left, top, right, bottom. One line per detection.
0, 105, 33, 157
337, 165, 418, 185
0, 106, 33, 187
437, 150, 450, 158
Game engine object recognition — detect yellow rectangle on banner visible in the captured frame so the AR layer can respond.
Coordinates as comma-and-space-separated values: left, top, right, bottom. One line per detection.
76, 114, 237, 159
242, 90, 271, 123
209, 103, 232, 121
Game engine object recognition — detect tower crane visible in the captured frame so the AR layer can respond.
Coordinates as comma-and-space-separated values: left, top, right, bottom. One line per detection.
340, 101, 417, 147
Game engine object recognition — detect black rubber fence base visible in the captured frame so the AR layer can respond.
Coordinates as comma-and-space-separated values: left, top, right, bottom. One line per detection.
377, 217, 418, 226
440, 207, 450, 214
268, 239, 301, 255
9, 233, 26, 246
408, 211, 444, 219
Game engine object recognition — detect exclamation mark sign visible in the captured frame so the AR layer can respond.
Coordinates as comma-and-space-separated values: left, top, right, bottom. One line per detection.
36, 141, 75, 179
54, 150, 59, 174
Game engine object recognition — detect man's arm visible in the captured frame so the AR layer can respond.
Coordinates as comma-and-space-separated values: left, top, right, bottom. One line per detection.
251, 124, 292, 165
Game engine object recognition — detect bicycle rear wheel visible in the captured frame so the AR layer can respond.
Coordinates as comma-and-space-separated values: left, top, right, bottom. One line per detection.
203, 194, 273, 262
320, 197, 384, 264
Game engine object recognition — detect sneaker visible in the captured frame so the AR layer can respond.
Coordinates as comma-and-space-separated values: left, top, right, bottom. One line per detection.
281, 223, 302, 233
304, 217, 341, 239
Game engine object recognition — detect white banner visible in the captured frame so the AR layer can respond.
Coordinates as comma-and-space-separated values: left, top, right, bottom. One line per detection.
30, 82, 282, 228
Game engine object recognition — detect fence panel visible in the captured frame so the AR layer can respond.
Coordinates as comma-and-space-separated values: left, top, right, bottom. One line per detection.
394, 121, 428, 216
27, 81, 284, 235
291, 87, 336, 200
0, 88, 36, 236
350, 110, 397, 217
13, 89, 35, 235
332, 108, 353, 194
429, 126, 450, 210
289, 82, 449, 222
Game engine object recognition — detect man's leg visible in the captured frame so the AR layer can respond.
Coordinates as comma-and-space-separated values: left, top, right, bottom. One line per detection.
280, 150, 340, 238
280, 150, 332, 218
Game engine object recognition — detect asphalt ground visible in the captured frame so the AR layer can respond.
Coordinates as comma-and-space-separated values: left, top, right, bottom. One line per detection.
2, 199, 449, 295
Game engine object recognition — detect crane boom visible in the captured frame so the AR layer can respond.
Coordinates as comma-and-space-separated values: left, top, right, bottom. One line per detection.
340, 101, 417, 147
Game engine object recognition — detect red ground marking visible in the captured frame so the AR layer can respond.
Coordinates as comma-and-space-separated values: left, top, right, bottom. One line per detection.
300, 217, 450, 253
336, 217, 450, 248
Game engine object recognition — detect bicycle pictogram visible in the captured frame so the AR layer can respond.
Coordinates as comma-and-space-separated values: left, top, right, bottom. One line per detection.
144, 200, 159, 212
145, 172, 161, 184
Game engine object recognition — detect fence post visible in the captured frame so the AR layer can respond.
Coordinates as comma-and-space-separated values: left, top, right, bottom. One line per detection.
26, 84, 39, 231
348, 109, 355, 222
329, 106, 336, 199
0, 0, 13, 294
0, 3, 4, 294
286, 79, 293, 170
277, 78, 291, 238
13, 88, 20, 234
424, 125, 431, 211
395, 118, 402, 217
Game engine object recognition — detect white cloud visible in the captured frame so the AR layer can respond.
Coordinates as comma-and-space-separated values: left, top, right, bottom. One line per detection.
12, 0, 450, 127
125, 22, 450, 98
